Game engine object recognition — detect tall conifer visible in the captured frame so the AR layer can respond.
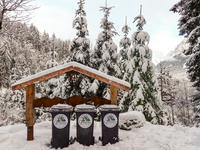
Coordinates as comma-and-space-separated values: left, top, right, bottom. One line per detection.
120, 6, 163, 124
90, 1, 120, 98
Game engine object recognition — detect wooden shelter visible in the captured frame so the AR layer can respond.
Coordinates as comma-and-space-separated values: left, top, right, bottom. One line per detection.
11, 62, 130, 141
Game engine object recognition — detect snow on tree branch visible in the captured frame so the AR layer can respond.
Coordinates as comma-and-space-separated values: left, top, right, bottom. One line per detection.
133, 15, 146, 31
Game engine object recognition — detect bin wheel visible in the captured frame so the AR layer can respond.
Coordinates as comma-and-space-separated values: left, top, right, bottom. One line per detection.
70, 137, 76, 145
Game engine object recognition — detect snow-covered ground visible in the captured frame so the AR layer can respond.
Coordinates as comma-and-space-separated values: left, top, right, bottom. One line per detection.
0, 120, 200, 150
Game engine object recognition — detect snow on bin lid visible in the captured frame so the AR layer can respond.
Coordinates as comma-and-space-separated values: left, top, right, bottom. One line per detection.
99, 104, 120, 111
50, 104, 73, 112
74, 104, 96, 112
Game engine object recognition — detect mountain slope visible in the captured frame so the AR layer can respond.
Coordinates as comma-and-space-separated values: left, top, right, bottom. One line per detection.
155, 39, 190, 80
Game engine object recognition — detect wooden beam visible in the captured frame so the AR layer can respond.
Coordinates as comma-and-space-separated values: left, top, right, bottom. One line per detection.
110, 85, 117, 105
74, 67, 129, 91
12, 66, 130, 91
33, 95, 111, 107
27, 126, 34, 141
26, 84, 35, 141
12, 66, 74, 91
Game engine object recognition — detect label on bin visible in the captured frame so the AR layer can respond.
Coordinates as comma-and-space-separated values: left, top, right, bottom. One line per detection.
53, 114, 68, 129
103, 113, 117, 128
78, 114, 92, 128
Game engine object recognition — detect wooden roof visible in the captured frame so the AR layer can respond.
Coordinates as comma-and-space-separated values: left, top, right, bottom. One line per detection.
12, 62, 130, 91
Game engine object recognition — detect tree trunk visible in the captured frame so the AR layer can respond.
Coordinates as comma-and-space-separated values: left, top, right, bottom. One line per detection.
171, 106, 175, 125
0, 11, 4, 30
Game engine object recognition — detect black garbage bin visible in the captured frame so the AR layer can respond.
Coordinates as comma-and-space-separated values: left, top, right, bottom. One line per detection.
99, 105, 120, 146
49, 104, 73, 149
74, 104, 96, 146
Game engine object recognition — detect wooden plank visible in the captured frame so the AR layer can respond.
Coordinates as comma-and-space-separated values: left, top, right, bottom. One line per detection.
12, 66, 130, 91
33, 97, 64, 107
26, 84, 35, 141
74, 67, 129, 91
33, 95, 111, 107
12, 66, 74, 90
90, 96, 111, 106
110, 85, 118, 105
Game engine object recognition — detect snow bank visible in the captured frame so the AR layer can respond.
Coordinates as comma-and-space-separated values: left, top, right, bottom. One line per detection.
119, 111, 146, 130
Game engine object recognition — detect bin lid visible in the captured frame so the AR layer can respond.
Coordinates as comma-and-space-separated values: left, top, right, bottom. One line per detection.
74, 104, 96, 112
99, 104, 120, 112
49, 104, 73, 112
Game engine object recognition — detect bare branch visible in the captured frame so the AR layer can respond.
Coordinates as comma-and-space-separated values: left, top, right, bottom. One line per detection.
0, 0, 39, 31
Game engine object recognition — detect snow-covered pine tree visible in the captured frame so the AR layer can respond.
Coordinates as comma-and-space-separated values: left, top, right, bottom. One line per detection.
57, 39, 70, 64
37, 30, 51, 72
28, 23, 41, 51
0, 65, 29, 126
70, 0, 90, 65
0, 40, 13, 88
42, 33, 59, 98
0, 20, 15, 88
170, 0, 200, 126
59, 0, 92, 98
35, 34, 60, 122
46, 33, 59, 69
119, 16, 131, 76
120, 6, 163, 124
90, 1, 120, 98
118, 16, 132, 105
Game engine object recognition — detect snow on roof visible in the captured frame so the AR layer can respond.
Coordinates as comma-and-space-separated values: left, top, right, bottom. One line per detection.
11, 61, 130, 89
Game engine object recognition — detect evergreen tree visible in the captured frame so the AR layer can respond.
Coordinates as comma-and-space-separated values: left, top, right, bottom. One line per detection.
0, 88, 26, 126
170, 0, 200, 125
119, 16, 131, 76
46, 33, 59, 69
42, 34, 59, 98
0, 64, 28, 126
70, 0, 90, 65
57, 39, 70, 63
28, 23, 41, 50
0, 40, 13, 88
58, 0, 92, 99
37, 30, 51, 72
120, 7, 163, 124
90, 1, 120, 98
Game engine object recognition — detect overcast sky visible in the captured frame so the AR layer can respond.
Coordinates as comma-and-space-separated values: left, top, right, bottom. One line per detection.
30, 0, 184, 64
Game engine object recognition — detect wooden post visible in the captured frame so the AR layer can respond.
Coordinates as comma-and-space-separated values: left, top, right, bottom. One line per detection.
110, 85, 117, 105
26, 84, 35, 141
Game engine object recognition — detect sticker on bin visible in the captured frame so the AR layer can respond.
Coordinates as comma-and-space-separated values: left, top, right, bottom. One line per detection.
53, 114, 68, 129
78, 114, 93, 128
103, 113, 117, 128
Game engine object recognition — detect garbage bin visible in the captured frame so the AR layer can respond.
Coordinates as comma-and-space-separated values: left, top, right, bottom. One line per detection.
49, 104, 73, 149
74, 104, 96, 146
99, 105, 120, 146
